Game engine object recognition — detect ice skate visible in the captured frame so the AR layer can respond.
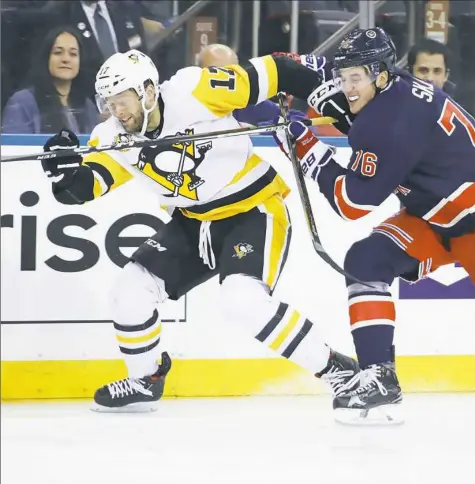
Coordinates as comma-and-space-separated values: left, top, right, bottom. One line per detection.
91, 352, 172, 413
333, 361, 404, 425
317, 349, 360, 396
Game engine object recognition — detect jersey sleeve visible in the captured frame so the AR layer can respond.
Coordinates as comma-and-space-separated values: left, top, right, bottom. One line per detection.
53, 123, 134, 205
192, 57, 278, 117
82, 127, 133, 200
316, 112, 433, 220
192, 54, 326, 117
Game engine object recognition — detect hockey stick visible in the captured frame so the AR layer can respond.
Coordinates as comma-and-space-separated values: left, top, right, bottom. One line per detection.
0, 116, 337, 164
165, 141, 191, 198
276, 93, 375, 288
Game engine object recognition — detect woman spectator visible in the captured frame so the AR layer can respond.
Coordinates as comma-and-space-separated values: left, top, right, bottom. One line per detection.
2, 25, 99, 134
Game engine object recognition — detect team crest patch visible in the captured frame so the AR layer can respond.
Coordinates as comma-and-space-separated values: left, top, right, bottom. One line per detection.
113, 133, 134, 152
135, 128, 211, 200
366, 30, 376, 38
233, 243, 254, 259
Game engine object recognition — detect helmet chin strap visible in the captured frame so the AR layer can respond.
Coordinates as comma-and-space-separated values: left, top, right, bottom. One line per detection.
139, 89, 159, 136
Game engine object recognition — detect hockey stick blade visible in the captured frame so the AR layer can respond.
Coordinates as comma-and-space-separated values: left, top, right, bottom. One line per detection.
0, 117, 337, 163
276, 93, 375, 288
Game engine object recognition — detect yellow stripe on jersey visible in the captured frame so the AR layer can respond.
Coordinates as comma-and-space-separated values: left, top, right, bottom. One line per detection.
83, 138, 133, 198
260, 194, 290, 290
227, 153, 262, 186
192, 55, 280, 116
180, 174, 290, 221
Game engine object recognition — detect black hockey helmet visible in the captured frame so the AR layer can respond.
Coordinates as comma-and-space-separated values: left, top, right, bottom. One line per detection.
333, 27, 396, 80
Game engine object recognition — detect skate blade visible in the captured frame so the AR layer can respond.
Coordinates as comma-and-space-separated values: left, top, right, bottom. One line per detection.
334, 403, 404, 426
90, 402, 159, 414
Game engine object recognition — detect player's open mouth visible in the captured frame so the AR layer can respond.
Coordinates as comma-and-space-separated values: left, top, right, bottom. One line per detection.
348, 95, 359, 103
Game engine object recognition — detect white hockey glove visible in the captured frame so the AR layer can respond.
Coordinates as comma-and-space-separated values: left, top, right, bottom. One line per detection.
287, 121, 335, 181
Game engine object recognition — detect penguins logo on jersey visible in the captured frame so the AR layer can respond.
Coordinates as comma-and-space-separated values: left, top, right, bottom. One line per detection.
233, 243, 254, 259
113, 133, 134, 152
135, 129, 212, 200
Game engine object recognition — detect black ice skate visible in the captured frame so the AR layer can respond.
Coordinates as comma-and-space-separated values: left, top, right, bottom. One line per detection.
333, 361, 403, 425
316, 350, 360, 397
91, 352, 172, 413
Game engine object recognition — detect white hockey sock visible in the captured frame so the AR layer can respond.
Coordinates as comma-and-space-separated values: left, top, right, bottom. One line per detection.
221, 275, 330, 374
113, 309, 162, 379
110, 262, 167, 379
256, 301, 331, 374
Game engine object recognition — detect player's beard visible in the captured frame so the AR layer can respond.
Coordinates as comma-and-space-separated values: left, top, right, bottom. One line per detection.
122, 110, 145, 134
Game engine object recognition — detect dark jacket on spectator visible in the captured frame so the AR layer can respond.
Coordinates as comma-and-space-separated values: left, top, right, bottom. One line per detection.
46, 1, 147, 98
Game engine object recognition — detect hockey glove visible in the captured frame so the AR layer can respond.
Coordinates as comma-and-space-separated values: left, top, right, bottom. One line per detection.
274, 110, 310, 159
272, 52, 354, 134
287, 121, 335, 181
42, 129, 94, 205
42, 129, 82, 180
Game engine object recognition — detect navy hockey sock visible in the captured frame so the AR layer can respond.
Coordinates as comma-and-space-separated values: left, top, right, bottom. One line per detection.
347, 283, 396, 369
351, 325, 395, 368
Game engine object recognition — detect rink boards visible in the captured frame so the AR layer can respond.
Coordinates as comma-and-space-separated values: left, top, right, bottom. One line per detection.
1, 134, 474, 399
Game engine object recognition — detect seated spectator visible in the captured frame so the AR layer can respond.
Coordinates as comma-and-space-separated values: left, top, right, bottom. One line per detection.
407, 38, 456, 96
2, 26, 99, 134
24, 1, 150, 99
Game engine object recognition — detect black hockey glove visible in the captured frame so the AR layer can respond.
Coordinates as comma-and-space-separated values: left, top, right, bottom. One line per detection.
42, 129, 82, 178
42, 129, 94, 205
319, 92, 356, 135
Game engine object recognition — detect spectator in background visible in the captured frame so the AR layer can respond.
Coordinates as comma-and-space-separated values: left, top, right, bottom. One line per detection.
44, 1, 149, 99
407, 37, 456, 97
2, 26, 99, 134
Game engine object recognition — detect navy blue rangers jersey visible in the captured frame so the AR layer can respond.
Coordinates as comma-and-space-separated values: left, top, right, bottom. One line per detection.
317, 70, 475, 238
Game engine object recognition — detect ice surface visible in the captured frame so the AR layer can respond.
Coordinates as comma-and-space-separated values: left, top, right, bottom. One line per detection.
2, 394, 475, 484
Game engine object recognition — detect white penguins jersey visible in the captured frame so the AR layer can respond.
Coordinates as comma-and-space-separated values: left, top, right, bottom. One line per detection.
83, 56, 290, 221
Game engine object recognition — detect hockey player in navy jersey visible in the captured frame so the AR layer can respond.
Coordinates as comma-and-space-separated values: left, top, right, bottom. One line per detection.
284, 27, 475, 424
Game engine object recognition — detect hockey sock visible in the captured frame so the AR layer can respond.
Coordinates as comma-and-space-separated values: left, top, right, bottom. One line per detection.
256, 301, 331, 374
110, 262, 168, 379
114, 309, 162, 378
220, 275, 330, 374
347, 282, 396, 368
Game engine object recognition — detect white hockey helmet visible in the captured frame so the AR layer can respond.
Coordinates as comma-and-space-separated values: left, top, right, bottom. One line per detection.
95, 50, 160, 135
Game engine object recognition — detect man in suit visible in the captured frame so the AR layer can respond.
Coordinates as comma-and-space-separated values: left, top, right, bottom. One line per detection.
46, 1, 148, 98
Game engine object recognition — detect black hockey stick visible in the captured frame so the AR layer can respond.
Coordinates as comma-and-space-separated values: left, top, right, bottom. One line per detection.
277, 93, 375, 288
0, 116, 337, 164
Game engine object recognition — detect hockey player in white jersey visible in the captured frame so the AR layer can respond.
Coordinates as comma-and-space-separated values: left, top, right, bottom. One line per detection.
41, 49, 358, 412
